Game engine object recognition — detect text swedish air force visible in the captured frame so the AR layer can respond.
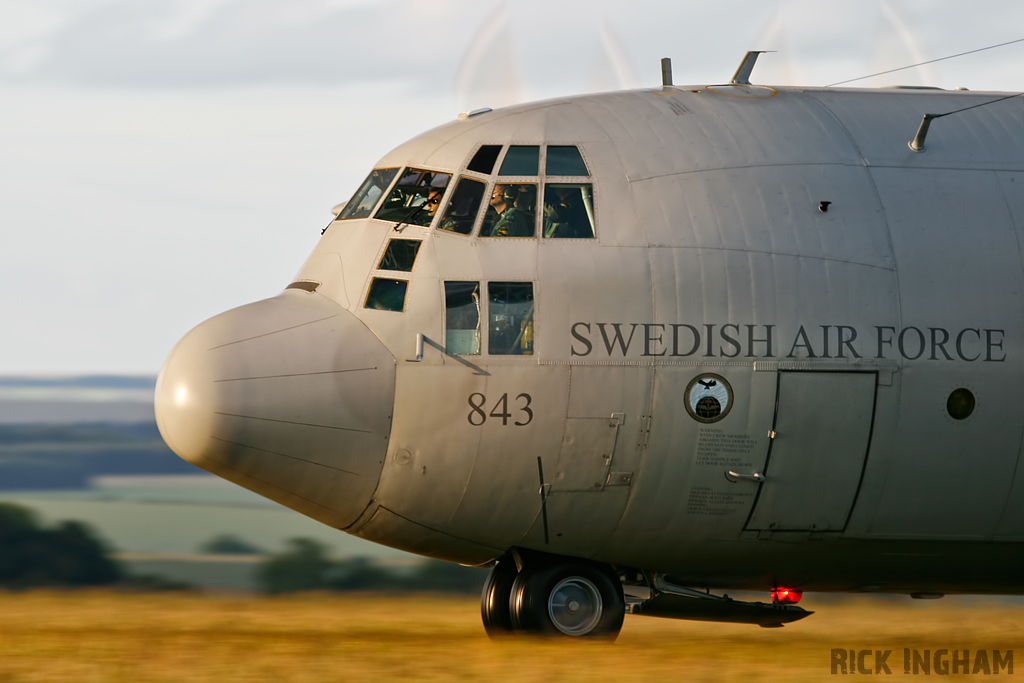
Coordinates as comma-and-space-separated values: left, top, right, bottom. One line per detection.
570, 323, 1006, 362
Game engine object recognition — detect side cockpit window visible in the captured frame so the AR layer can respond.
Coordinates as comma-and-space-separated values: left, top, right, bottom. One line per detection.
481, 183, 536, 237
542, 184, 595, 238
374, 169, 451, 227
337, 168, 399, 220
543, 145, 593, 238
444, 282, 481, 354
439, 177, 486, 235
488, 282, 534, 355
444, 280, 535, 355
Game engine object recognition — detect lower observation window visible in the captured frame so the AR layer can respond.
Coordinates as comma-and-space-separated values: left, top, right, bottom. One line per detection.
444, 281, 481, 354
365, 278, 408, 312
488, 282, 534, 355
378, 239, 421, 272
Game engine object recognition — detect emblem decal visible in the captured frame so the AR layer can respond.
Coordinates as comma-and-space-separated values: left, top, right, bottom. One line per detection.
684, 373, 733, 423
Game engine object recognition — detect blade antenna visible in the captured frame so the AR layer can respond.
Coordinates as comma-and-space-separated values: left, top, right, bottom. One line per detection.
730, 51, 772, 85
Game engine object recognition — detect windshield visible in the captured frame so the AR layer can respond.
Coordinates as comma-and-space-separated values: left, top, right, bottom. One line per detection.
374, 169, 451, 227
337, 168, 399, 220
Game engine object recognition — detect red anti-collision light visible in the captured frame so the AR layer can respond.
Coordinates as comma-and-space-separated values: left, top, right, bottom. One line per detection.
771, 588, 803, 604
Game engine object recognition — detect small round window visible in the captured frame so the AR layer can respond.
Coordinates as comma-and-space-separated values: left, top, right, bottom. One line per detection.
946, 388, 975, 420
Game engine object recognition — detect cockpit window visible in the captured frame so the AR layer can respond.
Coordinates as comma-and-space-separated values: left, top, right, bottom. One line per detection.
450, 144, 596, 238
543, 184, 595, 238
365, 277, 408, 312
337, 168, 399, 220
445, 282, 481, 355
499, 146, 539, 176
488, 282, 534, 355
378, 239, 421, 272
481, 183, 536, 238
374, 169, 451, 227
545, 146, 589, 176
438, 177, 486, 235
467, 145, 502, 174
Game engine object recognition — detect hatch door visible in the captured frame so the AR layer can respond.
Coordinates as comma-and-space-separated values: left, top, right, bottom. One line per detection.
745, 371, 877, 532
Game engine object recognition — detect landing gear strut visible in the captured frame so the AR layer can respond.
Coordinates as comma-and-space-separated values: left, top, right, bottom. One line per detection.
481, 554, 625, 639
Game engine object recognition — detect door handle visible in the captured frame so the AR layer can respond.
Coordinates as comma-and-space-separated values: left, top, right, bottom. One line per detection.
726, 471, 765, 483
407, 333, 424, 362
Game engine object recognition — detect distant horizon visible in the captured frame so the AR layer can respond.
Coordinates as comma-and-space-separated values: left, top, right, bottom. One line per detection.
0, 375, 156, 387
0, 375, 157, 423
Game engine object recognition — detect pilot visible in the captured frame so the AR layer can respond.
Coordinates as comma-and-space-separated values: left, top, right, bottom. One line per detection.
395, 187, 444, 228
482, 184, 532, 237
423, 188, 444, 219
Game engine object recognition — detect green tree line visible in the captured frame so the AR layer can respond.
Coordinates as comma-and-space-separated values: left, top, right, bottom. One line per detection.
0, 503, 120, 588
0, 503, 487, 593
256, 538, 489, 594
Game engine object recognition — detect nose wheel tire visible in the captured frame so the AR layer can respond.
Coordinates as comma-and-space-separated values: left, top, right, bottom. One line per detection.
509, 562, 624, 639
481, 558, 518, 637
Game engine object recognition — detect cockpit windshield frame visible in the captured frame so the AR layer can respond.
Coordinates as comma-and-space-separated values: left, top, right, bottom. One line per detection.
336, 167, 401, 221
537, 143, 595, 239
425, 144, 595, 240
374, 168, 452, 229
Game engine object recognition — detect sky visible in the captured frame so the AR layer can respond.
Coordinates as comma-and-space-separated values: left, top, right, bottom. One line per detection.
2, 0, 1023, 375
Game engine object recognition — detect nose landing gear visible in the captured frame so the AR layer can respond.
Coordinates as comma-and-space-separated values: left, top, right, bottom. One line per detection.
481, 553, 625, 640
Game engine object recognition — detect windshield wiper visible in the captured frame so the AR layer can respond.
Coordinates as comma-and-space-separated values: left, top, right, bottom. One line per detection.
393, 194, 438, 231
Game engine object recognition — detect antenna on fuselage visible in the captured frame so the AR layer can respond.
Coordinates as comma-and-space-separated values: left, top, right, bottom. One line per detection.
826, 36, 1024, 88
909, 91, 1024, 152
730, 51, 771, 85
661, 57, 673, 87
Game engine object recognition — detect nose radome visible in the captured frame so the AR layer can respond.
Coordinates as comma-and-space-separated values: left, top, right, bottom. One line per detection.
155, 291, 396, 529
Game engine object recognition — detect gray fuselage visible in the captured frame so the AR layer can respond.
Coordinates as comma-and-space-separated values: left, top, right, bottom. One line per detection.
155, 83, 1024, 595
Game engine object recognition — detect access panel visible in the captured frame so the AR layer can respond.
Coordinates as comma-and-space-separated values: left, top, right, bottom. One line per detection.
745, 371, 877, 532
551, 417, 620, 491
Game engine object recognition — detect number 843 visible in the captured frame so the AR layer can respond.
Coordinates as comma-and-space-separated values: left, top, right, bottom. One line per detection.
468, 393, 533, 426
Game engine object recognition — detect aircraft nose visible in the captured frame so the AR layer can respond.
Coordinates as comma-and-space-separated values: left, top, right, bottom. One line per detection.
154, 291, 396, 529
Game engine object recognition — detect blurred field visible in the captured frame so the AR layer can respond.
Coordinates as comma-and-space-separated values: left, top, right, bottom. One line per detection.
1, 591, 1021, 682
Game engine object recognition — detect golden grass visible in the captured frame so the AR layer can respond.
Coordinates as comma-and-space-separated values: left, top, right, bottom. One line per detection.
1, 591, 1021, 682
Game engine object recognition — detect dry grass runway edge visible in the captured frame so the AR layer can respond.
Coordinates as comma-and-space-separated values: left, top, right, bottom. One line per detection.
1, 591, 1021, 682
